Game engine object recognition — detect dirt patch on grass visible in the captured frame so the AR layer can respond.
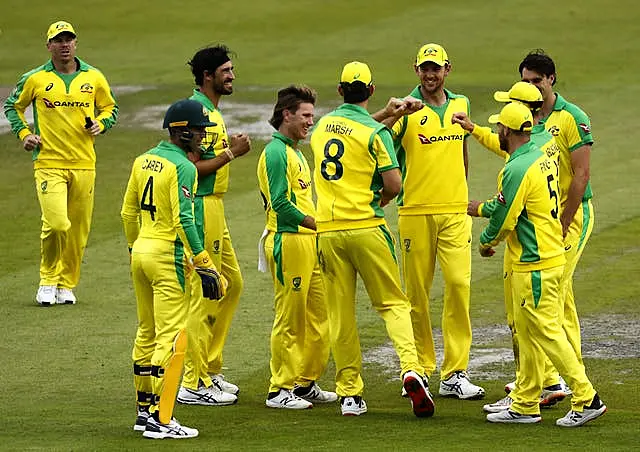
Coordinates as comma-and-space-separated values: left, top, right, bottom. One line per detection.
363, 314, 640, 382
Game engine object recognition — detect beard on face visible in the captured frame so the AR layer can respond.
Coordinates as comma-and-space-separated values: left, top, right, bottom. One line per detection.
498, 129, 509, 152
214, 78, 233, 95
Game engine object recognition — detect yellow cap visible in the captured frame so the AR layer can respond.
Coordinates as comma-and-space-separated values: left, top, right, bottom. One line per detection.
47, 21, 76, 41
488, 102, 534, 132
416, 43, 449, 67
340, 61, 372, 85
494, 81, 543, 108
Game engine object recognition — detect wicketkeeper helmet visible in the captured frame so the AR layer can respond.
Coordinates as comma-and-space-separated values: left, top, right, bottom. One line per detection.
162, 99, 217, 129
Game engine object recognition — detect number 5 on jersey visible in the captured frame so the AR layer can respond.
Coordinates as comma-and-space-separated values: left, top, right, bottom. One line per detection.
141, 176, 157, 220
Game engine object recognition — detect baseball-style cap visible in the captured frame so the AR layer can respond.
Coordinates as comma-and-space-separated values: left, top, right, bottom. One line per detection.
340, 61, 372, 85
416, 43, 449, 67
488, 102, 534, 132
494, 81, 543, 108
47, 21, 76, 41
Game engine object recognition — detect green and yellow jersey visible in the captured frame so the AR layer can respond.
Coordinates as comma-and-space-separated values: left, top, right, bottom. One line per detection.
121, 141, 203, 257
3, 58, 118, 170
479, 140, 565, 272
190, 89, 230, 196
392, 87, 469, 215
471, 123, 560, 162
310, 103, 397, 232
539, 93, 594, 206
257, 132, 315, 234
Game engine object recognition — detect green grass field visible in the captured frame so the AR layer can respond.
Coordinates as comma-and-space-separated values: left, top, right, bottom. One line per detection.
1, 1, 639, 450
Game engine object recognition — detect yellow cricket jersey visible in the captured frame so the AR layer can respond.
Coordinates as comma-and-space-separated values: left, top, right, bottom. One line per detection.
472, 123, 560, 163
3, 58, 118, 170
539, 93, 594, 206
257, 132, 315, 233
392, 87, 469, 215
190, 89, 230, 196
479, 141, 565, 272
310, 103, 397, 232
121, 140, 204, 258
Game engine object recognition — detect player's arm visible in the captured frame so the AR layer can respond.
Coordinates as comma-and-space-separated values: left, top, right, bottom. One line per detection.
372, 97, 423, 129
264, 143, 314, 230
373, 128, 402, 206
93, 71, 118, 134
3, 73, 40, 146
173, 162, 205, 256
479, 169, 527, 255
195, 133, 251, 177
452, 111, 508, 159
120, 164, 141, 250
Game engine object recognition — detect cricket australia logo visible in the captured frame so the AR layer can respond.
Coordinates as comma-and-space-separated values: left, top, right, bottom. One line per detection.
404, 239, 411, 252
80, 83, 94, 94
213, 240, 220, 254
548, 125, 560, 136
292, 276, 302, 291
41, 181, 48, 193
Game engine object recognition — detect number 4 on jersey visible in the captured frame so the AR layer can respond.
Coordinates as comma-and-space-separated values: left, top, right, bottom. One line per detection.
141, 176, 157, 220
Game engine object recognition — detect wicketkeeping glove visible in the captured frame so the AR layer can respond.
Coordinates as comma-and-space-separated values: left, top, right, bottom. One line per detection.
193, 251, 227, 301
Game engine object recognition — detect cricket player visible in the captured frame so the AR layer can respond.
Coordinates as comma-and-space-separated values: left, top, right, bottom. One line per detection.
3, 21, 118, 306
478, 102, 606, 427
122, 99, 226, 439
178, 45, 251, 404
311, 61, 434, 418
257, 85, 336, 409
452, 82, 571, 409
389, 44, 484, 399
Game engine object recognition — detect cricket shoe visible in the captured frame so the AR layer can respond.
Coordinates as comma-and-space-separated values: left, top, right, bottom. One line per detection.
483, 395, 514, 413
211, 374, 240, 395
265, 389, 312, 409
439, 371, 485, 400
340, 396, 367, 416
36, 285, 57, 306
293, 382, 338, 403
403, 370, 435, 418
540, 383, 569, 408
504, 380, 516, 394
56, 288, 76, 305
559, 376, 573, 396
556, 393, 606, 427
143, 416, 198, 439
487, 409, 542, 424
177, 385, 237, 406
133, 407, 150, 432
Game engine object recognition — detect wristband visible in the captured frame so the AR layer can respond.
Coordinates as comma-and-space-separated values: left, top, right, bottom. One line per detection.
224, 149, 235, 161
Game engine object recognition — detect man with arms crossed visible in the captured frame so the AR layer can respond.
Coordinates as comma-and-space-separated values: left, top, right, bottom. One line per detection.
478, 102, 605, 427
311, 61, 434, 418
122, 99, 226, 438
3, 21, 118, 305
258, 85, 336, 409
178, 45, 251, 404
389, 44, 484, 399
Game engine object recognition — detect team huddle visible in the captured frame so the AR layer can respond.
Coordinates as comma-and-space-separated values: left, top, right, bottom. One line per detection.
3, 20, 606, 440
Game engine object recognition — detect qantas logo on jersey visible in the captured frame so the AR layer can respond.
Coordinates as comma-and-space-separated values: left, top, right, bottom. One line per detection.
417, 133, 464, 145
579, 123, 591, 134
181, 185, 192, 199
42, 98, 91, 108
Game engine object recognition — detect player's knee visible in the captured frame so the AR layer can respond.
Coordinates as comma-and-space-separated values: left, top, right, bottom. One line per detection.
47, 216, 72, 233
227, 270, 244, 296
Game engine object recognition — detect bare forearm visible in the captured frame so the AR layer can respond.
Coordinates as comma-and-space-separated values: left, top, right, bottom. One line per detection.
195, 153, 231, 177
562, 175, 589, 225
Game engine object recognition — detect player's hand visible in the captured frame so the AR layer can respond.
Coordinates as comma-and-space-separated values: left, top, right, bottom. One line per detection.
451, 112, 475, 133
468, 200, 482, 217
402, 96, 424, 114
300, 215, 317, 231
85, 119, 102, 136
479, 244, 495, 258
22, 134, 41, 151
193, 251, 227, 300
230, 133, 251, 158
382, 97, 406, 118
560, 210, 571, 238
187, 150, 201, 163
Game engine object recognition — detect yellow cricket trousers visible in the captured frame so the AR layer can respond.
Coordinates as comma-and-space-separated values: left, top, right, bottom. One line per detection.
264, 231, 330, 393
510, 266, 596, 415
34, 168, 95, 289
399, 213, 472, 378
317, 225, 423, 397
130, 238, 190, 415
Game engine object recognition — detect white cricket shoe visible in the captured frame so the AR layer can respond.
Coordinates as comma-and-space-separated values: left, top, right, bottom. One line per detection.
340, 396, 367, 416
556, 393, 606, 427
293, 382, 338, 403
56, 288, 76, 305
403, 370, 435, 418
211, 374, 240, 395
540, 382, 569, 408
36, 285, 57, 306
177, 385, 237, 406
265, 388, 312, 409
133, 407, 150, 432
143, 416, 199, 439
483, 395, 514, 413
559, 376, 573, 396
487, 409, 542, 424
439, 371, 485, 400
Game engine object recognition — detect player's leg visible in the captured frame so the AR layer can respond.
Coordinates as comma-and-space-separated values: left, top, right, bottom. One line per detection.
34, 169, 70, 304
399, 214, 437, 376
264, 232, 312, 409
57, 169, 95, 302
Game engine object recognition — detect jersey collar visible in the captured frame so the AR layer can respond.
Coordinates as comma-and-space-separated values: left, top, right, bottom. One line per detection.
44, 57, 90, 72
337, 103, 369, 116
409, 85, 452, 102
272, 131, 296, 147
508, 140, 536, 162
551, 93, 568, 111
191, 89, 216, 112
158, 140, 188, 157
